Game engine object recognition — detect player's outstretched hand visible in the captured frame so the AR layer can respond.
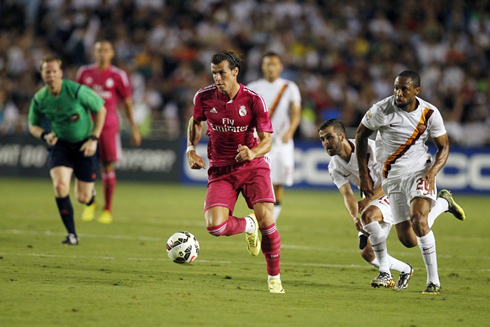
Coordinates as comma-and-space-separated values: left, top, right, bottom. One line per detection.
187, 151, 206, 169
358, 198, 371, 214
235, 144, 255, 163
80, 139, 97, 157
45, 132, 58, 146
352, 217, 368, 236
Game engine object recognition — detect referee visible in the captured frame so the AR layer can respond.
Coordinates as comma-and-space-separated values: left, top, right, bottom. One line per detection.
28, 56, 107, 245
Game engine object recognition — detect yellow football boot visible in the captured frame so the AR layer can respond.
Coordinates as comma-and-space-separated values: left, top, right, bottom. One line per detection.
268, 278, 285, 294
81, 203, 96, 222
97, 210, 113, 224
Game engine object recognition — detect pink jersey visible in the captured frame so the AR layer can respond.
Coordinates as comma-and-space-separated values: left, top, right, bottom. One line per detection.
193, 84, 273, 167
75, 64, 131, 130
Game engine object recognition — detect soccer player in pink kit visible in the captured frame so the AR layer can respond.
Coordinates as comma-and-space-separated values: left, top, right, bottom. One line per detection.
76, 40, 141, 224
187, 50, 284, 293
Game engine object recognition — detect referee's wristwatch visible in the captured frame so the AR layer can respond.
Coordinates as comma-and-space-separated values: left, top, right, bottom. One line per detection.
88, 135, 99, 141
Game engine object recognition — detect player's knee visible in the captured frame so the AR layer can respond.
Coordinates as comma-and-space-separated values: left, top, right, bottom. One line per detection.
410, 212, 429, 235
361, 209, 376, 225
410, 210, 425, 224
257, 215, 273, 229
204, 215, 228, 236
205, 216, 226, 228
53, 182, 69, 197
76, 192, 92, 204
254, 206, 274, 228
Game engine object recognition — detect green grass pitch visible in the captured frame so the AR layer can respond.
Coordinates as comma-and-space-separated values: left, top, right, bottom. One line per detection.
0, 178, 489, 326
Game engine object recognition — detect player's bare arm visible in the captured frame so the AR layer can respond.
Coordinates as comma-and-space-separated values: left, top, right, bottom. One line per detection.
425, 133, 449, 194
235, 132, 272, 163
29, 125, 58, 146
339, 183, 366, 235
186, 116, 206, 169
123, 98, 142, 146
358, 185, 385, 213
282, 102, 301, 143
355, 123, 375, 198
81, 105, 106, 157
91, 105, 107, 138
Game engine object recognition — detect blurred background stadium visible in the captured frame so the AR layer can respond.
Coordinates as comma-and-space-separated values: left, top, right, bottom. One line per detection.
0, 0, 489, 192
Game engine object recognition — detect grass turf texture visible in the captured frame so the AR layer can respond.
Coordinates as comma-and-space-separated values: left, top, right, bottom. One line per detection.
0, 178, 488, 326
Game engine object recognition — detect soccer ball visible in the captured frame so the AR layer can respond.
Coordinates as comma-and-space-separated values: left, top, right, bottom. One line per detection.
166, 231, 200, 264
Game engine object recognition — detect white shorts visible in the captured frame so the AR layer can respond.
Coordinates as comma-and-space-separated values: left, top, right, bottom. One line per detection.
370, 195, 394, 225
382, 168, 437, 225
268, 139, 294, 186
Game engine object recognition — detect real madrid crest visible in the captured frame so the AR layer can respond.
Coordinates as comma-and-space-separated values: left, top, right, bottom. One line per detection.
106, 78, 114, 88
239, 105, 247, 117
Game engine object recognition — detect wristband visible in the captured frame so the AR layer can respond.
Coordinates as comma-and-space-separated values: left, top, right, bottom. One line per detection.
88, 135, 99, 141
186, 145, 196, 153
40, 131, 48, 143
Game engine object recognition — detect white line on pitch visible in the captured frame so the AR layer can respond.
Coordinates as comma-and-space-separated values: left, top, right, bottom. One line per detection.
1, 229, 489, 261
0, 252, 489, 272
0, 229, 161, 242
0, 252, 231, 264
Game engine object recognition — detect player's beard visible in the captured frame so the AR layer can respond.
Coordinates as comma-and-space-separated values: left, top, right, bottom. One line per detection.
395, 98, 413, 111
326, 142, 341, 156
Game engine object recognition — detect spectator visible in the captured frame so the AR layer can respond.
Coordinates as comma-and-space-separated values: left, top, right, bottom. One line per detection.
0, 0, 488, 145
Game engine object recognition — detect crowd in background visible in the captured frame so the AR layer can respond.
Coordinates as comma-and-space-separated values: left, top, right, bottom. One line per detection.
0, 0, 489, 145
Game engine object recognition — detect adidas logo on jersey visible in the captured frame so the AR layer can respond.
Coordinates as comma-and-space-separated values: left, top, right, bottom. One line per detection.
210, 108, 218, 113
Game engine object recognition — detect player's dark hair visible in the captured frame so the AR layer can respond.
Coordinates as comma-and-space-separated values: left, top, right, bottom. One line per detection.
40, 55, 62, 70
211, 50, 242, 72
397, 70, 421, 88
318, 119, 346, 135
262, 51, 282, 62
95, 39, 113, 46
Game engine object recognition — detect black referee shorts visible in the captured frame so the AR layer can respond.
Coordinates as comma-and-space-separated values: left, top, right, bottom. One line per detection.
48, 139, 100, 182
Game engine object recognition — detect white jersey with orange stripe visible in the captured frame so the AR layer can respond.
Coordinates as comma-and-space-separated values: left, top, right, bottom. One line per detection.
248, 77, 301, 142
361, 95, 446, 179
328, 138, 382, 191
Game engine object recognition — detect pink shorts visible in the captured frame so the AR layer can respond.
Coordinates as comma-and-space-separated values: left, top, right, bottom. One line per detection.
98, 128, 122, 163
205, 158, 276, 214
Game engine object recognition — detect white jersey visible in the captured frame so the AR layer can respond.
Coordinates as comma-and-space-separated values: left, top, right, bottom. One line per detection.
361, 95, 446, 179
248, 77, 301, 142
328, 139, 382, 190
